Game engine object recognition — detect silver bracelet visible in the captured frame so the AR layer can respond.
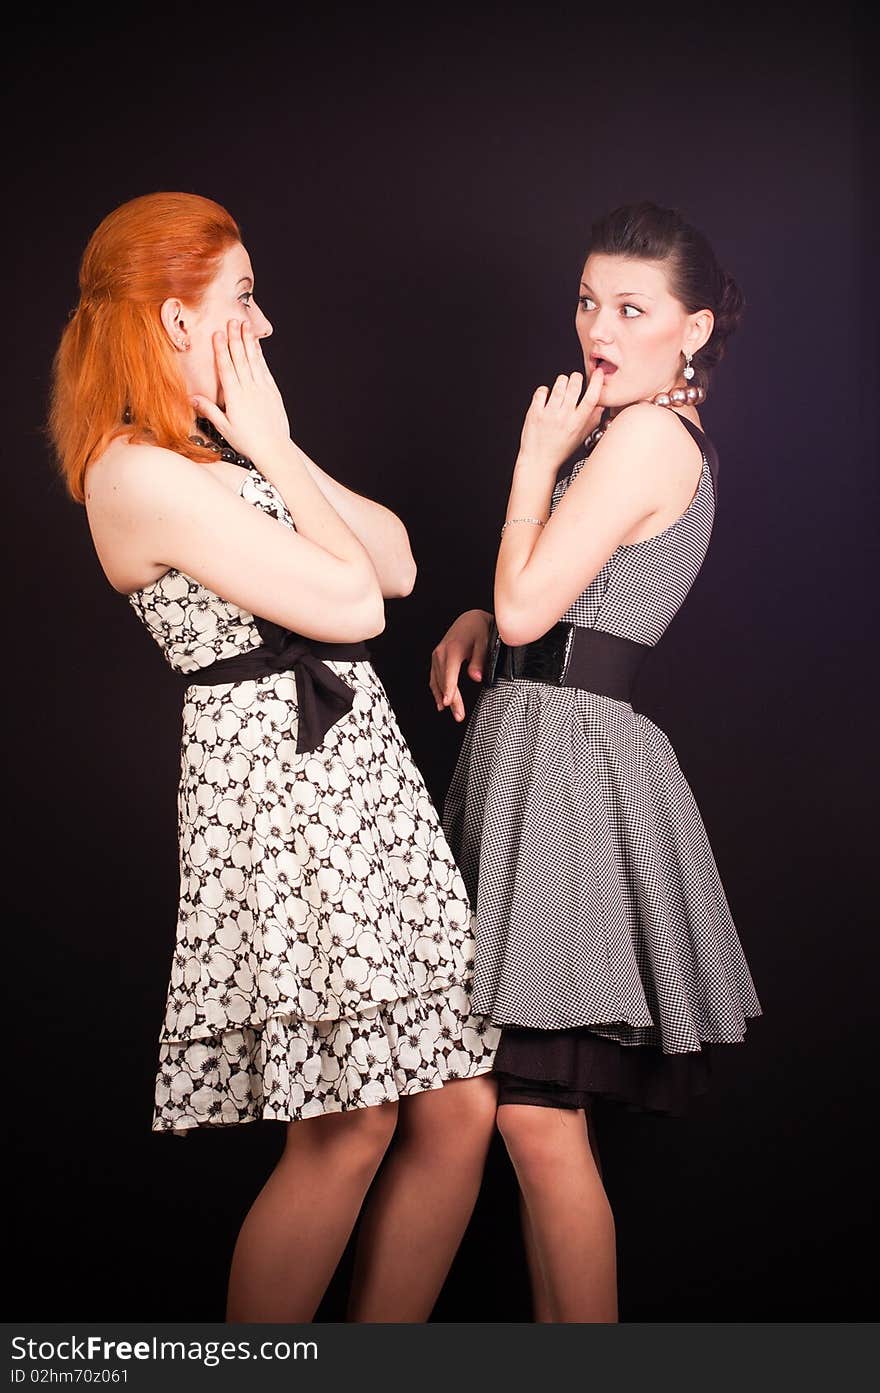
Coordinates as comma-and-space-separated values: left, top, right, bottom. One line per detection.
501, 516, 546, 536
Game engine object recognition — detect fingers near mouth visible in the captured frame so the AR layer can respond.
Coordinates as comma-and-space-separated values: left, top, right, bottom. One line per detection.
590, 356, 617, 376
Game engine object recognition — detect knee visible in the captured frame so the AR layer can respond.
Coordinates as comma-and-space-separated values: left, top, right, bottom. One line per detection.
347, 1100, 399, 1166
495, 1103, 561, 1174
448, 1075, 498, 1154
398, 1075, 498, 1160
451, 1073, 497, 1127
286, 1100, 398, 1178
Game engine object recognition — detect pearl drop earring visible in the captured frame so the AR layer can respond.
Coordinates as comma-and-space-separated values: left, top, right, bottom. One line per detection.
683, 352, 695, 381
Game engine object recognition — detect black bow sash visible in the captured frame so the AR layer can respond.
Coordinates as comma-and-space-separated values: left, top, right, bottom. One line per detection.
179, 616, 370, 754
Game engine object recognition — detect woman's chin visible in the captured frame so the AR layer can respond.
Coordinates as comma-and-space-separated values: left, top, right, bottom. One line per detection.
600, 384, 644, 411
589, 373, 632, 411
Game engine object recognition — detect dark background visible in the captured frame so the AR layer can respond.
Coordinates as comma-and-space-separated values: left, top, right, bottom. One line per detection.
6, 2, 876, 1322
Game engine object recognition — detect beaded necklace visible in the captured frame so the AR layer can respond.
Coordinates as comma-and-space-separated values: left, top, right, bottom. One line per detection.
585, 383, 707, 453
191, 416, 254, 468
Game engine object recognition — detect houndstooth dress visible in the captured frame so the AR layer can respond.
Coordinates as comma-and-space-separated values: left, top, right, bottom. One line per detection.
443, 413, 760, 1109
129, 466, 499, 1133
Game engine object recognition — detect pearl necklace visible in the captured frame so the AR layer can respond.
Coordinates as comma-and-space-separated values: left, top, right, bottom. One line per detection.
585, 383, 707, 453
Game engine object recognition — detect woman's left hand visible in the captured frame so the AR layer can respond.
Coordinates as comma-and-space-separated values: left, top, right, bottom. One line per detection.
191, 320, 292, 468
517, 369, 604, 472
429, 608, 493, 721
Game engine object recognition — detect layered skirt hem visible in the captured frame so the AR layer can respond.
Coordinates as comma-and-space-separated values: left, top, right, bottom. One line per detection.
493, 1024, 725, 1115
153, 982, 500, 1134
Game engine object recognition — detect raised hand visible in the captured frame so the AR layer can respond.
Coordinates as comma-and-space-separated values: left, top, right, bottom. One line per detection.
518, 368, 605, 471
191, 319, 291, 466
430, 609, 493, 722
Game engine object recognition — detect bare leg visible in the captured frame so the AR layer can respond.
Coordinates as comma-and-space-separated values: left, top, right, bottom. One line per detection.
347, 1074, 497, 1321
586, 1110, 603, 1177
519, 1108, 604, 1321
519, 1193, 554, 1322
497, 1103, 617, 1323
226, 1101, 398, 1323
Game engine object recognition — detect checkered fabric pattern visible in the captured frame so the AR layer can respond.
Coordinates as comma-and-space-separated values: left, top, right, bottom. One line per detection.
443, 418, 761, 1052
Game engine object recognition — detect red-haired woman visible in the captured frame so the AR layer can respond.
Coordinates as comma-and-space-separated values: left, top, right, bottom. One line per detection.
50, 192, 498, 1322
431, 202, 761, 1322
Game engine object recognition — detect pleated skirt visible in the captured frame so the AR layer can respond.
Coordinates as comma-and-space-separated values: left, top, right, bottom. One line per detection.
443, 677, 761, 1111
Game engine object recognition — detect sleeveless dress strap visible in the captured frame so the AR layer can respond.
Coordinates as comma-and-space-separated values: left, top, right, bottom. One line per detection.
668, 411, 720, 498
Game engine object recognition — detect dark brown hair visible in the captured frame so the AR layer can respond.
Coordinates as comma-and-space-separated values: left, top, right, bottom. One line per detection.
584, 201, 744, 390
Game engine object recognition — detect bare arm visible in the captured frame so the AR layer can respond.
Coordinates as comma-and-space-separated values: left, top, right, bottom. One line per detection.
193, 321, 384, 592
494, 377, 700, 646
87, 446, 385, 642
87, 319, 385, 643
294, 452, 417, 599
206, 319, 414, 598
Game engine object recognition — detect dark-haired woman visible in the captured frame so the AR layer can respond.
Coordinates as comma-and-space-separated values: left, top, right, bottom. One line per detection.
431, 203, 761, 1322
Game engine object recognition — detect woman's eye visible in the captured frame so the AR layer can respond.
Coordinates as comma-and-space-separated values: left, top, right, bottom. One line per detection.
239, 291, 253, 307
578, 295, 596, 310
621, 304, 643, 318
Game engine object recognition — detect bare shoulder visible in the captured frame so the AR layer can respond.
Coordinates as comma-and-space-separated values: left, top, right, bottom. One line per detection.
84, 440, 233, 594
586, 402, 703, 484
85, 437, 208, 517
603, 401, 700, 452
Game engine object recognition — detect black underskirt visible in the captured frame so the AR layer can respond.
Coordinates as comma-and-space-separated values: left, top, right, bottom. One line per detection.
493, 1025, 712, 1116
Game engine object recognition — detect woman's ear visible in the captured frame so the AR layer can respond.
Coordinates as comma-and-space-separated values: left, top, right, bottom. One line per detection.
160, 297, 190, 353
685, 308, 715, 356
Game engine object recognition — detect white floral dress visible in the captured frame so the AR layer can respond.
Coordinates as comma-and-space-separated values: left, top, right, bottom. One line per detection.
129, 467, 499, 1133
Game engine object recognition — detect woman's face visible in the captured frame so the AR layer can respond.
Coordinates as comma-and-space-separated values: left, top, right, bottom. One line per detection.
167, 241, 273, 406
574, 253, 711, 409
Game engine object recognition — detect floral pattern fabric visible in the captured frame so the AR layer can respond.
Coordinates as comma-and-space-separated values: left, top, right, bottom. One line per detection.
129, 469, 498, 1133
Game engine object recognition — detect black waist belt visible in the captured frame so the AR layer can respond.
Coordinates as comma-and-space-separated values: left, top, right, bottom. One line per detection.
179, 616, 370, 755
484, 621, 649, 702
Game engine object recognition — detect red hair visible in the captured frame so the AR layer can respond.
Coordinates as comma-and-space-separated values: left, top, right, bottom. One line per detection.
49, 192, 241, 502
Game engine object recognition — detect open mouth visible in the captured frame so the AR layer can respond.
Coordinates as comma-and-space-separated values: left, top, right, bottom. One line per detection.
590, 356, 618, 376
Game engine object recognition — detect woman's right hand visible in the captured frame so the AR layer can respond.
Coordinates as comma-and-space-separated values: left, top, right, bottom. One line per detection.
190, 319, 291, 466
430, 609, 493, 721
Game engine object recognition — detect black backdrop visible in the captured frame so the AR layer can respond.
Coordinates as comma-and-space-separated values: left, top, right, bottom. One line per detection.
6, 3, 876, 1322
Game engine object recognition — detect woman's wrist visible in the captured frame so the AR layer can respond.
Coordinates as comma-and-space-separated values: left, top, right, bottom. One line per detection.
513, 447, 560, 477
504, 462, 555, 537
250, 435, 305, 478
501, 516, 546, 537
